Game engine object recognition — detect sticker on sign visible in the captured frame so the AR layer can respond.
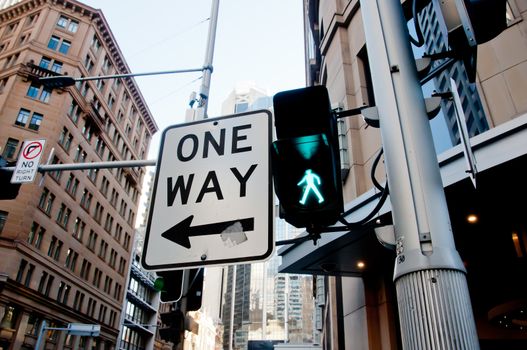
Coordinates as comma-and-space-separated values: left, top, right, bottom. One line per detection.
11, 139, 46, 184
142, 110, 274, 270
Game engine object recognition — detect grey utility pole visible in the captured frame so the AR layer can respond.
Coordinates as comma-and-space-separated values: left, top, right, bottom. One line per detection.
197, 0, 220, 118
361, 1, 479, 349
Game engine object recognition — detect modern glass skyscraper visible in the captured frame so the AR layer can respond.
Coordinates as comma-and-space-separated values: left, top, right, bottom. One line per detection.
216, 82, 318, 349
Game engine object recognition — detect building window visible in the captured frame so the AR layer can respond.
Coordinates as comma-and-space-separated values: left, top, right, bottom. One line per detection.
93, 202, 104, 223
87, 167, 98, 183
80, 259, 92, 280
4, 53, 19, 68
103, 276, 112, 294
109, 249, 117, 268
15, 108, 30, 127
38, 187, 55, 215
74, 146, 87, 163
58, 127, 73, 152
38, 274, 53, 297
73, 291, 85, 311
64, 249, 78, 272
87, 298, 97, 318
104, 214, 113, 233
72, 218, 85, 241
56, 282, 70, 304
51, 61, 63, 73
28, 112, 43, 130
81, 119, 95, 141
0, 210, 7, 234
2, 138, 18, 160
15, 108, 44, 131
87, 230, 98, 251
102, 55, 112, 73
39, 56, 63, 73
99, 304, 107, 323
56, 203, 71, 229
56, 15, 78, 33
24, 263, 34, 287
26, 83, 39, 98
123, 233, 131, 251
67, 99, 82, 123
90, 34, 101, 53
65, 174, 79, 197
16, 259, 27, 283
48, 35, 70, 54
92, 268, 102, 288
80, 189, 93, 211
27, 221, 45, 248
118, 257, 126, 275
98, 240, 108, 260
84, 54, 94, 73
47, 237, 63, 261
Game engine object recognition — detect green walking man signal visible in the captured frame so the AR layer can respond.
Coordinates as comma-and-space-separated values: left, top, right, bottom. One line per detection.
298, 169, 324, 205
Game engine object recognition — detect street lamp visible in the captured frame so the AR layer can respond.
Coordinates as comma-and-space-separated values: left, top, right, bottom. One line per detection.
38, 66, 208, 89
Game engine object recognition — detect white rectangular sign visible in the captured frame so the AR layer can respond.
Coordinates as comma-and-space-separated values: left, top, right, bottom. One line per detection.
11, 139, 46, 184
142, 110, 274, 270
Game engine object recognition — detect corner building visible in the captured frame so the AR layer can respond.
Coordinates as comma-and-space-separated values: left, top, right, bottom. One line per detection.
0, 1, 157, 349
279, 1, 527, 349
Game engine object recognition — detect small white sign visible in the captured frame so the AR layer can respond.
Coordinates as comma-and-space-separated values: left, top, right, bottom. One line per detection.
142, 110, 273, 270
11, 139, 46, 184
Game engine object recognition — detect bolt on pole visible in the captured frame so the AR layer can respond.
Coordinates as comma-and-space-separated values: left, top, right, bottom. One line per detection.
361, 0, 479, 349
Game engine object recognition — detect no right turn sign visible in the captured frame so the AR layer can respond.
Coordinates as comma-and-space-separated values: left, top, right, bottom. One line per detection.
11, 139, 46, 184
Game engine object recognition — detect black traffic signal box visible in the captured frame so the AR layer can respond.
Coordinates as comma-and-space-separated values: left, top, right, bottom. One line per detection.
271, 86, 343, 229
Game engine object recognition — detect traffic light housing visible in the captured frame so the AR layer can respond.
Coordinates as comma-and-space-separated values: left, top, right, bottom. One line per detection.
435, 0, 508, 81
185, 268, 203, 312
155, 270, 184, 303
0, 156, 21, 200
271, 86, 343, 229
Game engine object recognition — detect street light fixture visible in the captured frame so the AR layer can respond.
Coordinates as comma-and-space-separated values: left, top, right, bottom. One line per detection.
38, 66, 208, 89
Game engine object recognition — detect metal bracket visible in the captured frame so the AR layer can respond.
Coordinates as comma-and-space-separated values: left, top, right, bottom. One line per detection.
335, 106, 380, 128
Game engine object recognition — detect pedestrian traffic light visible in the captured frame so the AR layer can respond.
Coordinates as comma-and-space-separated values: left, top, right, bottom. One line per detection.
185, 268, 203, 312
271, 86, 343, 229
435, 0, 508, 81
155, 270, 184, 303
0, 156, 20, 200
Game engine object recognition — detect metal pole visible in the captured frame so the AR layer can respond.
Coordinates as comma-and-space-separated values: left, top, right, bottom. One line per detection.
35, 320, 47, 350
360, 1, 479, 349
76, 67, 204, 81
3, 159, 156, 173
197, 0, 220, 117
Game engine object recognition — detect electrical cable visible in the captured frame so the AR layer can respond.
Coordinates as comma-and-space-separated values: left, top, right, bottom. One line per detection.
409, 0, 425, 47
371, 148, 385, 192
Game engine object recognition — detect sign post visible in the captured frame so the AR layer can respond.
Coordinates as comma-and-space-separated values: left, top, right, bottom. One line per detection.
11, 139, 46, 184
142, 110, 273, 270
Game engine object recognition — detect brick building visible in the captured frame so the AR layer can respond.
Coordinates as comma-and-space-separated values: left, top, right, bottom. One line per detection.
0, 1, 157, 349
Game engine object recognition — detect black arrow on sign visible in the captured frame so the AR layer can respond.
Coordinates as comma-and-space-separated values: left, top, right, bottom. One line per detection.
161, 215, 255, 249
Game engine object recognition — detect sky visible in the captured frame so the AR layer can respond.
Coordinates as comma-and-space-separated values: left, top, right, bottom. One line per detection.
81, 0, 306, 159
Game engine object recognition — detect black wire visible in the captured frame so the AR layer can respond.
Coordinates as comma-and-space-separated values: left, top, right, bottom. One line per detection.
341, 183, 389, 229
409, 0, 425, 47
371, 148, 385, 192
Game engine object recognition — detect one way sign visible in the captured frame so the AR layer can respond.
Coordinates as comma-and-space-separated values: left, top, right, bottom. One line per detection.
142, 110, 274, 270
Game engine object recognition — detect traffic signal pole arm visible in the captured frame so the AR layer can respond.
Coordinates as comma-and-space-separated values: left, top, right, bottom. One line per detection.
38, 67, 206, 88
